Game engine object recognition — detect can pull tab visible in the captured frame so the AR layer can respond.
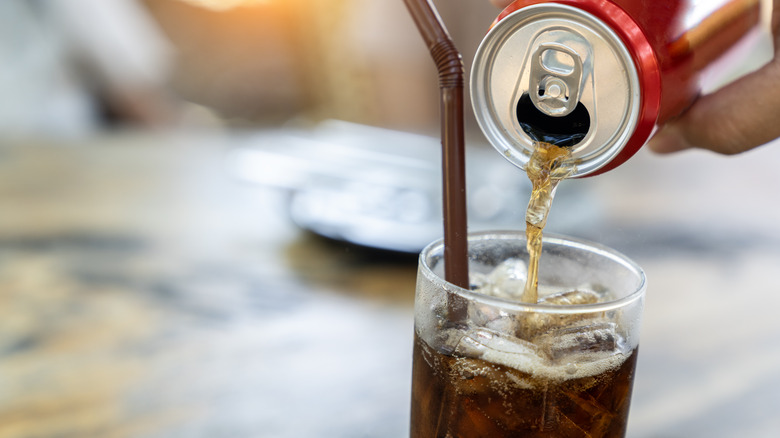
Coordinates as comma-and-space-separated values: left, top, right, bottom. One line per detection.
529, 42, 584, 117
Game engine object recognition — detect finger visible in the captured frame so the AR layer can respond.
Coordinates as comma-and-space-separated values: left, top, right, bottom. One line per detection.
649, 58, 780, 155
647, 125, 690, 154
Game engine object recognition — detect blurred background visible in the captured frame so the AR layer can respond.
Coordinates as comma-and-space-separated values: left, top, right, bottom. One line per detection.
1, 0, 780, 437
1, 0, 494, 136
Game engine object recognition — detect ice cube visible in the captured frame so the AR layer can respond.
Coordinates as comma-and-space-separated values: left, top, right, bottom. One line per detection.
517, 289, 603, 340
484, 311, 518, 334
550, 394, 617, 438
453, 328, 546, 372
473, 258, 527, 299
421, 328, 535, 400
453, 328, 499, 358
533, 322, 620, 363
466, 301, 517, 335
469, 271, 490, 291
538, 289, 600, 305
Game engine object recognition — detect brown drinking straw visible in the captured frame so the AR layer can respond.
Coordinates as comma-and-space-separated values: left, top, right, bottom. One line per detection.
403, 0, 469, 290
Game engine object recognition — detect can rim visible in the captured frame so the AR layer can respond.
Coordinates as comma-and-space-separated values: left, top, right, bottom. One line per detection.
471, 1, 661, 177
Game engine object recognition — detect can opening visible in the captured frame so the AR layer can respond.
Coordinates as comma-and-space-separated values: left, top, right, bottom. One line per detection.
516, 93, 589, 147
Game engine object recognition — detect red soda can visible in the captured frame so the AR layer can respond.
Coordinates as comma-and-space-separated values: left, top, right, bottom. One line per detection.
471, 0, 764, 177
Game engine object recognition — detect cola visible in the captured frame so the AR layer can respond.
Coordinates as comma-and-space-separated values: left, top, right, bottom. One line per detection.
410, 333, 637, 437
522, 141, 575, 303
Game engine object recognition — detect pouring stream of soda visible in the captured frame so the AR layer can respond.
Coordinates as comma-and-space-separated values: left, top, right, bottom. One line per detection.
523, 142, 576, 303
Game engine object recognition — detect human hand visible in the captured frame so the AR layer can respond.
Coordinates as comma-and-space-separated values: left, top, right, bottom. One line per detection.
649, 0, 780, 154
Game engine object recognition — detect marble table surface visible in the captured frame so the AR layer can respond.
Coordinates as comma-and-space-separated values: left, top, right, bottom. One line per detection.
1, 131, 779, 438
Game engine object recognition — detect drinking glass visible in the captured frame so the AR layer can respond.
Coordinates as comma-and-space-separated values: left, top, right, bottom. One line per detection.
410, 230, 646, 437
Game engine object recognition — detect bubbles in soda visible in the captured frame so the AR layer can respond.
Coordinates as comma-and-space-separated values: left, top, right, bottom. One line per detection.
411, 241, 636, 437
411, 306, 636, 437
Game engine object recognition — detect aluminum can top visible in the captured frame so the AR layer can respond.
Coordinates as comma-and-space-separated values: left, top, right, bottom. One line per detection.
471, 3, 641, 177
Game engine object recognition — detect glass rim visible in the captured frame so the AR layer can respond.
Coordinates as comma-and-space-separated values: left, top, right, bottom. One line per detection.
419, 230, 646, 315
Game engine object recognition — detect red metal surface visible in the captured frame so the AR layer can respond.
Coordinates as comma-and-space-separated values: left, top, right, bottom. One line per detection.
493, 0, 761, 175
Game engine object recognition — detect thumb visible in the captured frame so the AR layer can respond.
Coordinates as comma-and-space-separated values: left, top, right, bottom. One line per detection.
649, 59, 780, 155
